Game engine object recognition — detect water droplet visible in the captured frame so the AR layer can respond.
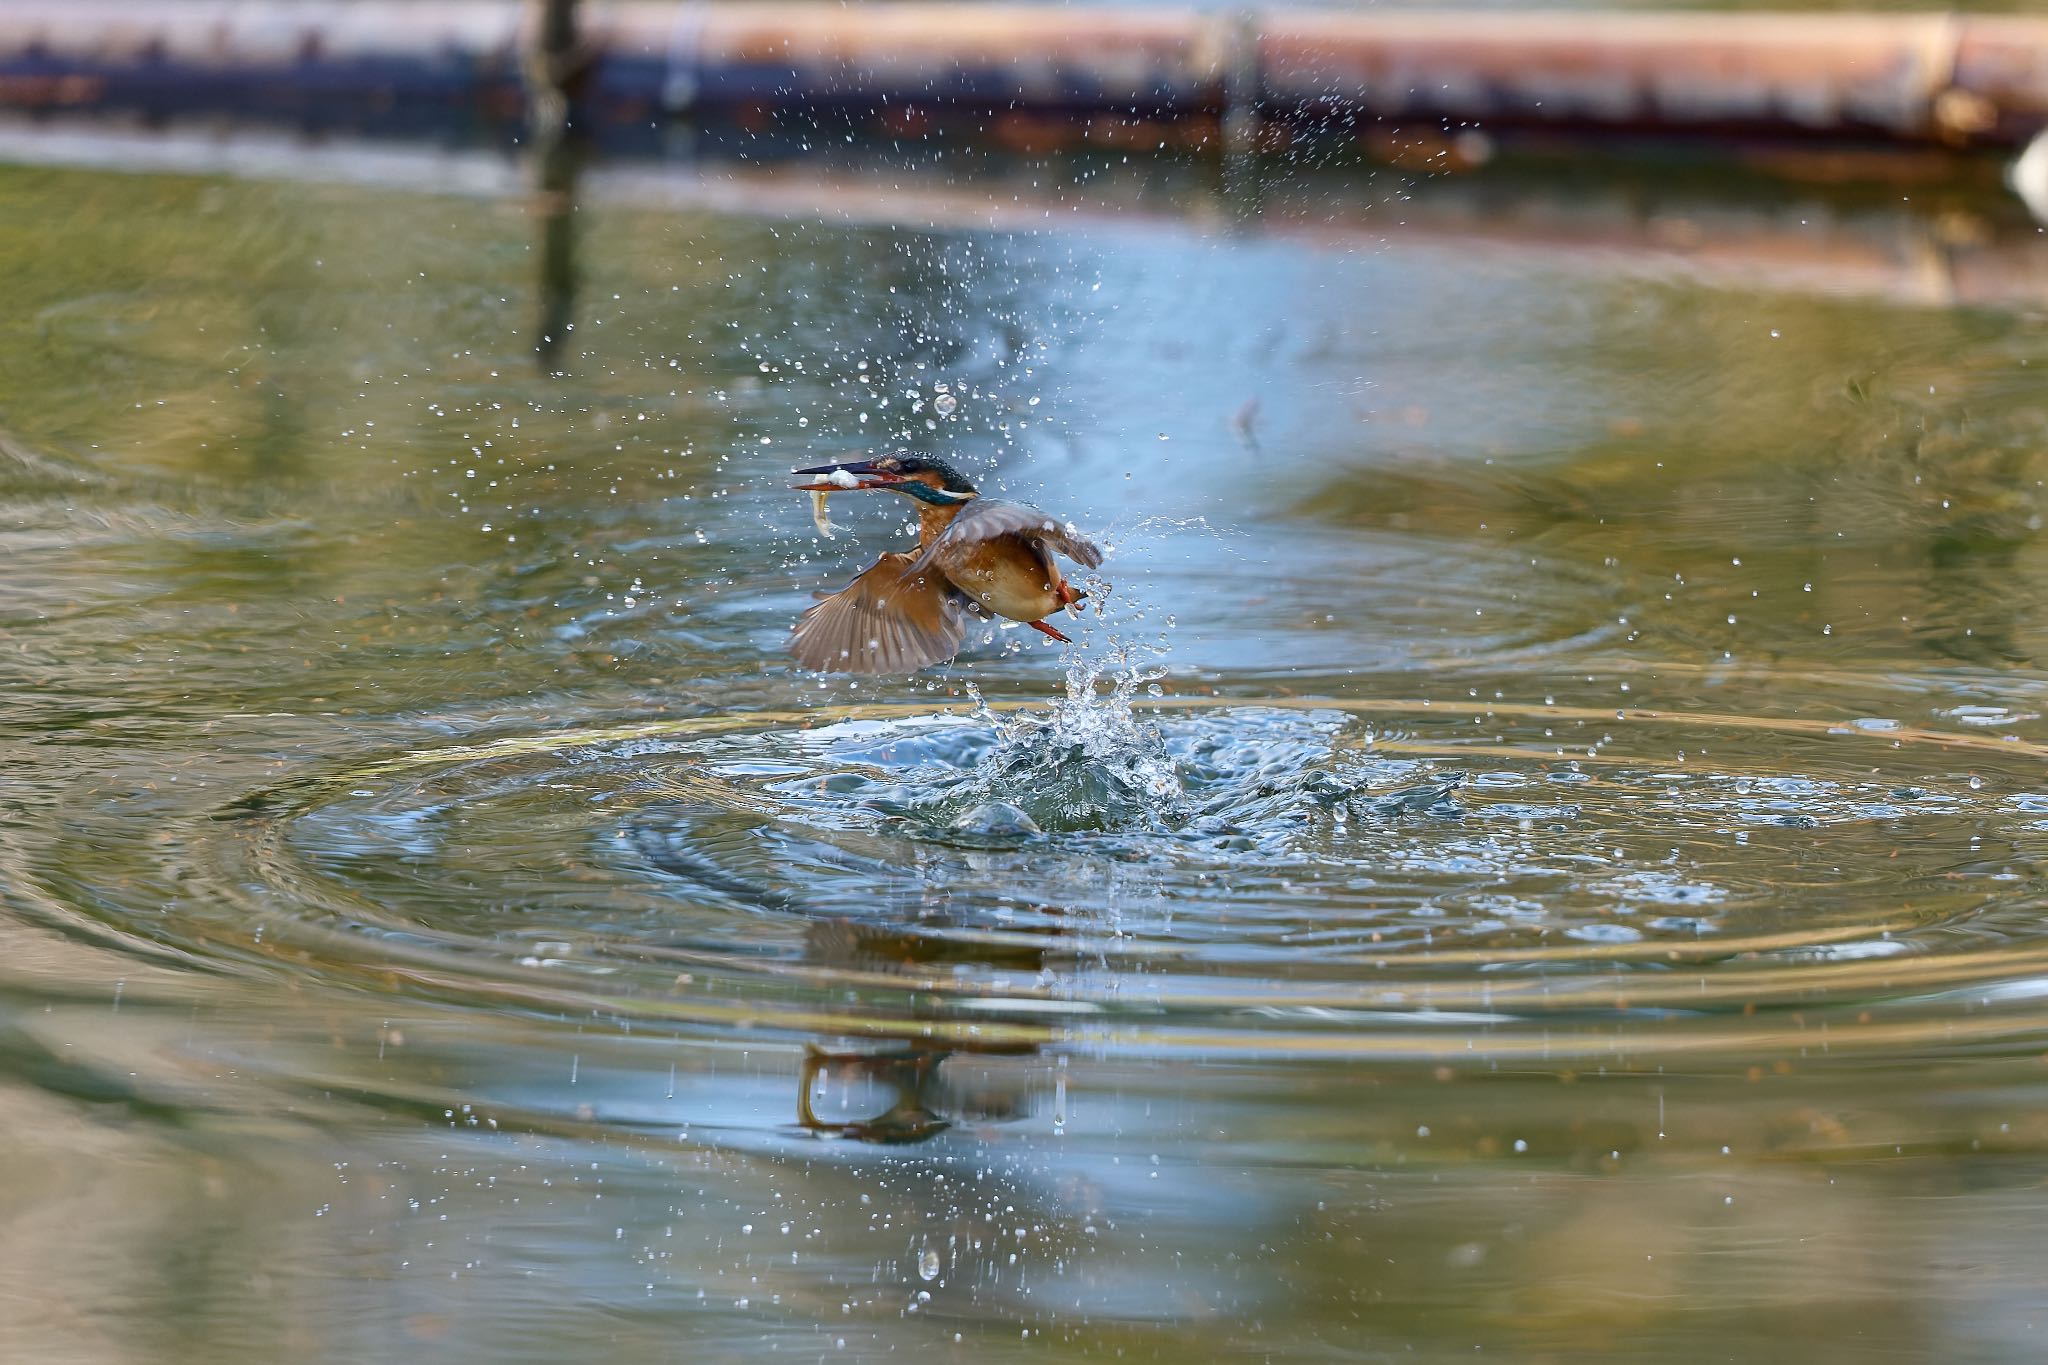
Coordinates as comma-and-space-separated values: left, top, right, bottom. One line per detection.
918, 1248, 941, 1281
934, 393, 958, 417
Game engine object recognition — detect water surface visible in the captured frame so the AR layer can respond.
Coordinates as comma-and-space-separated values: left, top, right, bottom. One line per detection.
5, 127, 2048, 1361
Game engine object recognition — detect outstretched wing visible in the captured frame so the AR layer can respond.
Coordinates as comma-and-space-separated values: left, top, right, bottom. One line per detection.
906, 498, 1103, 577
790, 551, 967, 674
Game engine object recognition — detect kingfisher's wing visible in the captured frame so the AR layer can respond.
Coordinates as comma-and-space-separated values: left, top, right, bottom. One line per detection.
906, 498, 1104, 577
789, 551, 967, 674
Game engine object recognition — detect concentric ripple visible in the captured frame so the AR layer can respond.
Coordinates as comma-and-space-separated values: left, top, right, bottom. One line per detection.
146, 690, 2048, 1068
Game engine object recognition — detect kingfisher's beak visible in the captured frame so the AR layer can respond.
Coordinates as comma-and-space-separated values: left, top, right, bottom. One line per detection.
791, 459, 905, 492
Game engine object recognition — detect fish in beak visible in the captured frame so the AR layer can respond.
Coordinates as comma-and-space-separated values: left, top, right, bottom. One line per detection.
793, 459, 906, 538
791, 459, 905, 492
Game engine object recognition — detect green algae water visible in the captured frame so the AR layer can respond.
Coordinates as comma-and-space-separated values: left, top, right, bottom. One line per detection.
5, 128, 2048, 1361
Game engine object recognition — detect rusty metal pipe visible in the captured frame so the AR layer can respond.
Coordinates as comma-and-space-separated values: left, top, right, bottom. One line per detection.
0, 4, 2042, 148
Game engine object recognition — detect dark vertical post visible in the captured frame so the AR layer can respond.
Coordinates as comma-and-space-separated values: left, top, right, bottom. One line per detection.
537, 0, 578, 67
1219, 10, 1260, 157
1218, 10, 1263, 233
529, 0, 586, 377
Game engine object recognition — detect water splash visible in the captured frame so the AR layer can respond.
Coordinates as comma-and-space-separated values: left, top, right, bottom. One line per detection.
930, 640, 1183, 833
910, 543, 1459, 841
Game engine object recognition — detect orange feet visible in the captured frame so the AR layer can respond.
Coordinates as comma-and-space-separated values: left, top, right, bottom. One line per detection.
1029, 619, 1072, 644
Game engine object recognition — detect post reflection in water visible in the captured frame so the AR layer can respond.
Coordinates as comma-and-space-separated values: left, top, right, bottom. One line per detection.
533, 132, 582, 379
5, 110, 2048, 1362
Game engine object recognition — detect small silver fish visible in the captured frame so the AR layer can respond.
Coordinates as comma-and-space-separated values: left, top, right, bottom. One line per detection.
810, 488, 837, 538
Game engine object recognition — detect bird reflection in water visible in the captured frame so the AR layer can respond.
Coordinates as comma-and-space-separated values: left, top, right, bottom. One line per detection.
631, 818, 1059, 1146
791, 913, 1050, 1145
796, 1042, 1041, 1145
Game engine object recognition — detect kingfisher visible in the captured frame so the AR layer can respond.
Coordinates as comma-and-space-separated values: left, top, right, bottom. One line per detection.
789, 452, 1102, 674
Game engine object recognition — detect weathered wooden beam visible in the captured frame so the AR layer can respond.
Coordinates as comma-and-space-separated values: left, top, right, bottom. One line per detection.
1255, 13, 2048, 147
0, 4, 2042, 149
588, 3, 1234, 118
0, 2, 527, 122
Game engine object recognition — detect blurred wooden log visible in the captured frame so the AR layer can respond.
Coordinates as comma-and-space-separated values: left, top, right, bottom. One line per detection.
0, 3, 2042, 149
1257, 13, 2040, 146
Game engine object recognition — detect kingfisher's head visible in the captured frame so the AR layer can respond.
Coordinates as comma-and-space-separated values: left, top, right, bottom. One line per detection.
791, 451, 979, 506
